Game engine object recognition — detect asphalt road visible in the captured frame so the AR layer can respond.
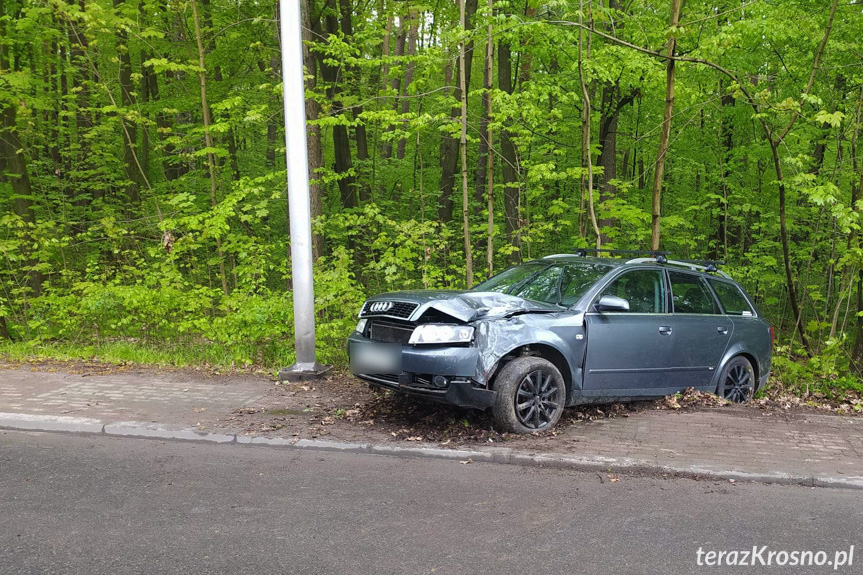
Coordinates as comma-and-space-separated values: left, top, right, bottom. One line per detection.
1, 431, 861, 575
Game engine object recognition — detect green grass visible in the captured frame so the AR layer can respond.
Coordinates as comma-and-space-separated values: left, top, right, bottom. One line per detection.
0, 339, 299, 374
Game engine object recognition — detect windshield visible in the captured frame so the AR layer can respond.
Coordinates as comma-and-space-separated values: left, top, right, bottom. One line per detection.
472, 262, 549, 294
473, 261, 612, 306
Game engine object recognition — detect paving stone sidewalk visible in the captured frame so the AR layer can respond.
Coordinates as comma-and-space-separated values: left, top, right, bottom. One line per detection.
2, 365, 863, 487
0, 365, 265, 426
551, 408, 863, 485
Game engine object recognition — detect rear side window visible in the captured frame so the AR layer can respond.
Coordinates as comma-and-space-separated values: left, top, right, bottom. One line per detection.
709, 280, 755, 316
669, 272, 720, 314
599, 270, 666, 313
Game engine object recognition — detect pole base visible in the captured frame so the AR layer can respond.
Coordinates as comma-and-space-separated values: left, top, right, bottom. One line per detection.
278, 361, 332, 383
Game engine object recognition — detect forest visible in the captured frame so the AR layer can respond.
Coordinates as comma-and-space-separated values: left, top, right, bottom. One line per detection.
1, 0, 862, 398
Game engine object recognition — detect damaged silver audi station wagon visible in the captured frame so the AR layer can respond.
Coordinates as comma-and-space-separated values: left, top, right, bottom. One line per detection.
347, 251, 773, 433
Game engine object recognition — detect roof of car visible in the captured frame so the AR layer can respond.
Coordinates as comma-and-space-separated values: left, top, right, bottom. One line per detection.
538, 255, 625, 266
535, 254, 734, 280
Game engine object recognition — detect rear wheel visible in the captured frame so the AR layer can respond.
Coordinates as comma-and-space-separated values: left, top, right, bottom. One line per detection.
492, 356, 565, 434
717, 356, 755, 403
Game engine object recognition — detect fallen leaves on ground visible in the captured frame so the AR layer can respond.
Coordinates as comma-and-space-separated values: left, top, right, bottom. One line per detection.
222, 373, 863, 449
753, 378, 863, 415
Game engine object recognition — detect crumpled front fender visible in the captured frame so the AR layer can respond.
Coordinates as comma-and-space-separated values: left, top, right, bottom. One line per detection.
471, 312, 585, 391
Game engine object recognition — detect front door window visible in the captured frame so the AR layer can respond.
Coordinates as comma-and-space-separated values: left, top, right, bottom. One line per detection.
598, 269, 666, 313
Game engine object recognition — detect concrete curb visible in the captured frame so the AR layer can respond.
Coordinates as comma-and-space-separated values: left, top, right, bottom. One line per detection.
2, 412, 862, 491
0, 412, 105, 434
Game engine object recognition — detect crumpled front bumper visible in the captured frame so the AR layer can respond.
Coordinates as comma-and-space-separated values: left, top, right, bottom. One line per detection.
346, 332, 496, 410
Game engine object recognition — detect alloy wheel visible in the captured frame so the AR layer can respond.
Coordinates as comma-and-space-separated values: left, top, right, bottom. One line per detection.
515, 369, 562, 430
722, 363, 754, 403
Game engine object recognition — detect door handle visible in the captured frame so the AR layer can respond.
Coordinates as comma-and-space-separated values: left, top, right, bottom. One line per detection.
658, 326, 672, 335
717, 326, 728, 335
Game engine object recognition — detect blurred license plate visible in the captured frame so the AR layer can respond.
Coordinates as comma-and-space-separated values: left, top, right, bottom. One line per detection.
350, 342, 402, 374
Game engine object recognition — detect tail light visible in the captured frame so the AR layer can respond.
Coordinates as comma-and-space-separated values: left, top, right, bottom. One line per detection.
769, 325, 775, 348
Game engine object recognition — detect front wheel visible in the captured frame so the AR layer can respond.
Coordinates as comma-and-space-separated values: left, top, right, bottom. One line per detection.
717, 356, 756, 403
492, 356, 566, 434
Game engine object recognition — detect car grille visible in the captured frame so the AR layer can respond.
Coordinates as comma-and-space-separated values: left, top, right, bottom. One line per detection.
367, 319, 414, 345
361, 300, 418, 319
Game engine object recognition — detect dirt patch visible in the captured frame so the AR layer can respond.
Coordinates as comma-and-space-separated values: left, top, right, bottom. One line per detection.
0, 358, 138, 376
219, 373, 744, 447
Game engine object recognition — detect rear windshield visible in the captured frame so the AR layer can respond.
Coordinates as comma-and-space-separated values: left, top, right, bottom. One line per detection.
709, 279, 755, 316
473, 261, 611, 306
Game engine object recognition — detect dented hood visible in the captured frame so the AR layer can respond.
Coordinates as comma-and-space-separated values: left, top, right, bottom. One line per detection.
371, 290, 560, 322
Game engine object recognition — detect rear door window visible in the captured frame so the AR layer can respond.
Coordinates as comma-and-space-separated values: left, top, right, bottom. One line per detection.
709, 279, 755, 316
669, 272, 720, 314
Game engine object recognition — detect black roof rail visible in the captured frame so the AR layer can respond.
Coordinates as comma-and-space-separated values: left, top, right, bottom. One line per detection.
675, 259, 726, 273
624, 256, 730, 277
573, 248, 670, 261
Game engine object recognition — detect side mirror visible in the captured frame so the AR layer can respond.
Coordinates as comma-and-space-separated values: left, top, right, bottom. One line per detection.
596, 295, 630, 313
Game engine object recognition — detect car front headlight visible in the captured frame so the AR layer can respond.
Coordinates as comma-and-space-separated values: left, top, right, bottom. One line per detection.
355, 319, 368, 334
408, 324, 474, 345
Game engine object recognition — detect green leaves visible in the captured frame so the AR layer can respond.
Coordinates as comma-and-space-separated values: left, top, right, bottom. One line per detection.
0, 0, 861, 378
142, 58, 203, 75
813, 110, 844, 128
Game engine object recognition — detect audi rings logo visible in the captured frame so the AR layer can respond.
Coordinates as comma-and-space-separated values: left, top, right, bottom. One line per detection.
368, 301, 394, 313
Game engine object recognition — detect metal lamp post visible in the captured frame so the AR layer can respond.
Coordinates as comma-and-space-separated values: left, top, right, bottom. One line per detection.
277, 0, 329, 382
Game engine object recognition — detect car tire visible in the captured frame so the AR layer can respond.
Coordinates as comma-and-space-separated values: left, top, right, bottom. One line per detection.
716, 356, 756, 403
492, 356, 566, 434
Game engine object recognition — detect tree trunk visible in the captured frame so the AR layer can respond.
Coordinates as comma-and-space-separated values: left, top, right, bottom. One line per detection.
191, 0, 229, 295
164, 9, 190, 181
498, 39, 521, 263
484, 0, 494, 278
140, 48, 151, 185
459, 0, 473, 286
712, 81, 733, 261
266, 35, 280, 170
321, 0, 356, 207
396, 11, 419, 160
594, 0, 634, 244
578, 0, 601, 248
301, 0, 324, 260
771, 141, 809, 353
114, 0, 139, 206
765, 0, 837, 355
850, 85, 863, 366
595, 85, 637, 244
475, 30, 492, 213
380, 19, 406, 160
0, 27, 42, 297
649, 0, 683, 251
337, 0, 370, 203
596, 85, 618, 243
67, 0, 99, 203
438, 0, 477, 223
